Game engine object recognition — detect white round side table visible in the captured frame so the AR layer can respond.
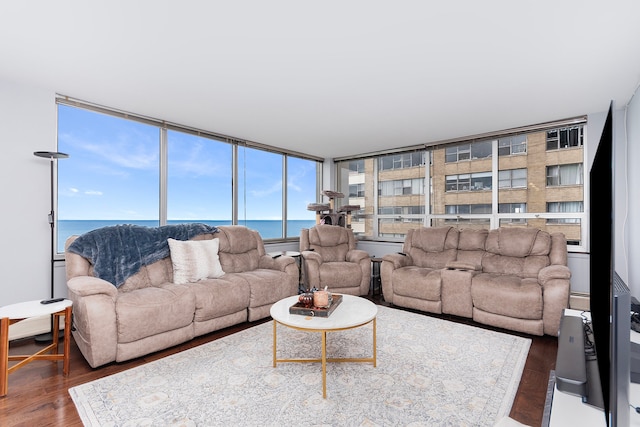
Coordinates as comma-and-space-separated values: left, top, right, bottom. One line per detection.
0, 299, 73, 397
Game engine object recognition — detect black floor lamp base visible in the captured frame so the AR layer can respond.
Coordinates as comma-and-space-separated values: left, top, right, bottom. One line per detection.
34, 329, 64, 343
34, 332, 54, 343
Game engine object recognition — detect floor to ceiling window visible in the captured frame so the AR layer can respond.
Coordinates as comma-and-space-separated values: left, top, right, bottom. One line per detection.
237, 146, 284, 239
286, 156, 319, 238
335, 118, 586, 250
167, 129, 233, 226
57, 104, 161, 251
56, 99, 319, 253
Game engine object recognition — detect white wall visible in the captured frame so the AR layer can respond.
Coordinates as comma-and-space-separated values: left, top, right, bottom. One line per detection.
0, 78, 58, 305
625, 86, 640, 297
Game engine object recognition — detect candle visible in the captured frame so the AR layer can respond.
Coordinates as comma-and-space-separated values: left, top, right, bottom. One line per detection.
314, 290, 330, 308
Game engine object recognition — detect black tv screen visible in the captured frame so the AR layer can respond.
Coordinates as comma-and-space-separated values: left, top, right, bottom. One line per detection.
590, 103, 614, 424
589, 102, 630, 427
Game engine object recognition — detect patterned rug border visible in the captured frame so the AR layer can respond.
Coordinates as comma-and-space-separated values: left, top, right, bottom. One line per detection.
70, 305, 531, 427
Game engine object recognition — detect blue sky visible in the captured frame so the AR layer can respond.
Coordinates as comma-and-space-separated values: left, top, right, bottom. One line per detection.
57, 105, 317, 221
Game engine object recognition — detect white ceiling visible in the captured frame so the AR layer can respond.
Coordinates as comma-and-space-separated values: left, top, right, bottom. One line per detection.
2, 1, 640, 159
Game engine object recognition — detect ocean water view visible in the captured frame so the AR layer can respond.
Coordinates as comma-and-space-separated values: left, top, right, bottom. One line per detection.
58, 219, 316, 252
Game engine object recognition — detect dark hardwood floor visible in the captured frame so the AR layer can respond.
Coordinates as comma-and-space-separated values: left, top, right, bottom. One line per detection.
0, 296, 557, 427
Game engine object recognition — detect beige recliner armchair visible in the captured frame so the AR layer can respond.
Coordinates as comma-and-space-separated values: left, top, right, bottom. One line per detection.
300, 225, 371, 295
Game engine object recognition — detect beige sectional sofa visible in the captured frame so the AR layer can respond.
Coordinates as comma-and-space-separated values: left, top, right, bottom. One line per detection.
65, 225, 298, 368
381, 226, 571, 336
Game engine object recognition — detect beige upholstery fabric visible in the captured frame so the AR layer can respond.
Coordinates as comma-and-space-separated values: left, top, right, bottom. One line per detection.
404, 227, 458, 269
300, 225, 370, 295
381, 226, 571, 336
64, 225, 298, 368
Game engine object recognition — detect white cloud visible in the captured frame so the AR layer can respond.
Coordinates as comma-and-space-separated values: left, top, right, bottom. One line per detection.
84, 190, 103, 196
249, 180, 282, 198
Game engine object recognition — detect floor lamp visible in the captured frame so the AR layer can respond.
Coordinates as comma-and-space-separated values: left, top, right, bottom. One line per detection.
33, 151, 69, 343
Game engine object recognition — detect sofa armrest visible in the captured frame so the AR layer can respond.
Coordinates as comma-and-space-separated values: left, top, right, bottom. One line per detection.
259, 254, 296, 271
301, 250, 322, 289
301, 250, 322, 265
539, 265, 571, 336
382, 253, 412, 269
67, 276, 118, 299
445, 261, 481, 271
538, 264, 571, 286
346, 249, 370, 263
65, 275, 119, 367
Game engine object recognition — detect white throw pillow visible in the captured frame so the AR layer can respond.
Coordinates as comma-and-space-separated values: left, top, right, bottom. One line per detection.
168, 238, 225, 284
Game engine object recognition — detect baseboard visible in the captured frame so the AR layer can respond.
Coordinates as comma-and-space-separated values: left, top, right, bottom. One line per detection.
8, 315, 67, 341
569, 293, 590, 311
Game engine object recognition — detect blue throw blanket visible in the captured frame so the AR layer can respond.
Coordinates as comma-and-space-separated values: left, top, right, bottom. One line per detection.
67, 223, 220, 287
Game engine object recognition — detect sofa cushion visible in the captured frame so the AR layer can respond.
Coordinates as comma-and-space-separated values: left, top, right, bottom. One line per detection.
168, 238, 225, 284
482, 253, 550, 279
471, 273, 542, 320
318, 262, 363, 288
457, 228, 488, 251
186, 275, 251, 321
485, 227, 550, 257
237, 269, 299, 308
406, 227, 459, 269
217, 226, 261, 273
393, 267, 442, 301
115, 283, 196, 343
308, 225, 351, 262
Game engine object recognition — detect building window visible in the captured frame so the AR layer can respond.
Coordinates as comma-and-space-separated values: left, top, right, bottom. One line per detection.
498, 203, 527, 224
349, 159, 365, 173
445, 140, 492, 163
446, 204, 492, 214
498, 203, 527, 214
498, 135, 527, 156
546, 126, 584, 150
379, 152, 425, 170
378, 206, 425, 215
445, 172, 492, 192
546, 163, 583, 186
379, 178, 424, 196
498, 168, 527, 189
546, 201, 583, 224
349, 183, 365, 198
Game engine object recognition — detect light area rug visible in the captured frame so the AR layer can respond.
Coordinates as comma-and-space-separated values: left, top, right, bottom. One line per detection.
69, 305, 531, 427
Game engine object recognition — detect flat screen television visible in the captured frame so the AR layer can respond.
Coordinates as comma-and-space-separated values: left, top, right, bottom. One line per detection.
589, 102, 631, 427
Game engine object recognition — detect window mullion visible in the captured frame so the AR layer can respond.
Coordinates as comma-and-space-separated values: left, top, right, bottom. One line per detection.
491, 139, 498, 228
159, 127, 168, 226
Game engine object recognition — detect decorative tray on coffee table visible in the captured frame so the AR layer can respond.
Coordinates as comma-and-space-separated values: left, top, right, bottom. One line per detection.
289, 294, 343, 317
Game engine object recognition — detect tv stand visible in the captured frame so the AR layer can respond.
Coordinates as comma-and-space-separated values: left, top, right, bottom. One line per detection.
549, 309, 640, 427
555, 314, 588, 397
555, 312, 605, 410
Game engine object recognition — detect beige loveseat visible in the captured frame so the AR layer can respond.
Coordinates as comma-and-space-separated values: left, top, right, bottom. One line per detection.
65, 225, 298, 368
381, 226, 571, 336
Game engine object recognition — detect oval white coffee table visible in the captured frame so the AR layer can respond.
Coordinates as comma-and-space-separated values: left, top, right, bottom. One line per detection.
0, 299, 73, 397
270, 294, 377, 398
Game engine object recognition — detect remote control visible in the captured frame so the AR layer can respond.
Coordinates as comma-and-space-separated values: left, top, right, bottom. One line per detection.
40, 298, 65, 304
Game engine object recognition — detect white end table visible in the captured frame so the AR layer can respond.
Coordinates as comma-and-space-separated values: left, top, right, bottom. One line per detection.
270, 294, 377, 398
0, 299, 73, 397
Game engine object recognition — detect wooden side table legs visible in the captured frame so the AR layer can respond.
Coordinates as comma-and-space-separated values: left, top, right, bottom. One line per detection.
0, 317, 9, 397
0, 305, 72, 397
